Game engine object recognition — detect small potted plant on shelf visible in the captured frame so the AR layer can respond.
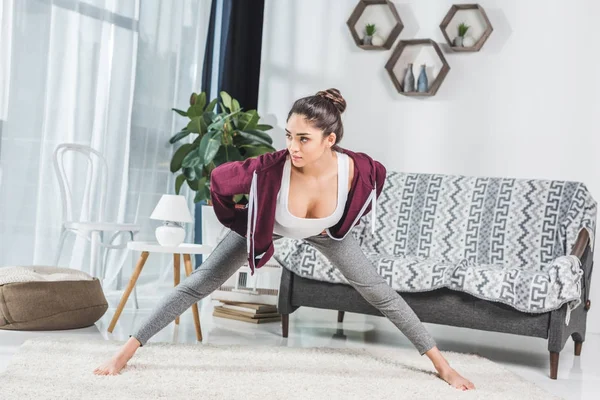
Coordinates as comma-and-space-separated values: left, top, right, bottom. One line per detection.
363, 23, 376, 45
454, 22, 470, 47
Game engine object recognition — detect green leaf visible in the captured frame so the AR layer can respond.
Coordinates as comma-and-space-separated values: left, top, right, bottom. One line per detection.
185, 117, 199, 134
181, 147, 202, 168
205, 98, 218, 112
197, 92, 206, 111
235, 130, 273, 147
198, 131, 223, 165
214, 145, 243, 165
169, 129, 191, 144
245, 110, 260, 130
186, 178, 199, 191
238, 110, 260, 130
170, 143, 194, 172
193, 177, 210, 203
175, 174, 186, 194
241, 129, 273, 144
203, 111, 216, 125
256, 124, 273, 131
240, 144, 275, 158
207, 109, 242, 132
194, 165, 205, 180
191, 116, 208, 135
220, 91, 233, 111
187, 104, 203, 118
172, 108, 188, 117
231, 98, 240, 112
183, 167, 196, 181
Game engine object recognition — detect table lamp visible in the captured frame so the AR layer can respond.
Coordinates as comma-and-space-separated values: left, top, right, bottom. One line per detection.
150, 194, 193, 246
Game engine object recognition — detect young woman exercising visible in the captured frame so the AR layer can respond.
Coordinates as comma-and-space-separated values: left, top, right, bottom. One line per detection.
94, 88, 475, 391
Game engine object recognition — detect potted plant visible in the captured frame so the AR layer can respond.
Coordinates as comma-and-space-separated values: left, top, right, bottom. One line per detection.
363, 23, 376, 45
169, 90, 276, 248
169, 90, 276, 203
454, 22, 470, 47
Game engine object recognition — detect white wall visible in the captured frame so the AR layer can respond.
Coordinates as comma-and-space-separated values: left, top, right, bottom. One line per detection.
258, 0, 600, 334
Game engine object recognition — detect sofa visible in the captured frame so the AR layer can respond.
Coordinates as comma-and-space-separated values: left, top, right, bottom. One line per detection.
274, 171, 596, 380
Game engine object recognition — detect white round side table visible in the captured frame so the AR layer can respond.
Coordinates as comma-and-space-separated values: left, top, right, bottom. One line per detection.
107, 241, 213, 341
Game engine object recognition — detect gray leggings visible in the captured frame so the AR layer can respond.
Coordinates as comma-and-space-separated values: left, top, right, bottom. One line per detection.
131, 230, 437, 356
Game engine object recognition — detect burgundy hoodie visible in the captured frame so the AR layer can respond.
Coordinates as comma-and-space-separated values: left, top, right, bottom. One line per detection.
209, 148, 387, 274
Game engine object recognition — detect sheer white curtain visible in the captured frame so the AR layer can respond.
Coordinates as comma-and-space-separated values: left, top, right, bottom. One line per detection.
0, 0, 11, 122
119, 0, 212, 290
0, 0, 211, 291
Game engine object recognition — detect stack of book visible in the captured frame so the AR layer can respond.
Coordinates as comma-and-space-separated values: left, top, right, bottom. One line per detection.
212, 300, 281, 324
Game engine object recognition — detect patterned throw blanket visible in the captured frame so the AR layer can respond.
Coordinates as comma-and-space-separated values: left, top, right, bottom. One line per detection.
274, 172, 597, 325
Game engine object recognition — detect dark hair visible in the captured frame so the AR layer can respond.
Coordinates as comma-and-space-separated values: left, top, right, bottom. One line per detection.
286, 88, 347, 151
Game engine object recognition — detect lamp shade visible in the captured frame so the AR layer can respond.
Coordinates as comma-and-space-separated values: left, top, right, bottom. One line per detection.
150, 194, 193, 223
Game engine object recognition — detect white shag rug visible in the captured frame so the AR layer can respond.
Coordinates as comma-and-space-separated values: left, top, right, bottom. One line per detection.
0, 336, 561, 400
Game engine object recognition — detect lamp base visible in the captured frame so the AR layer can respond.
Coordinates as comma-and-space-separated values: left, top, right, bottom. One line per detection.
155, 225, 185, 247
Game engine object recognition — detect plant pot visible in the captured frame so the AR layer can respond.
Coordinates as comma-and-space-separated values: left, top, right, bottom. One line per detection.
453, 36, 464, 47
462, 35, 476, 47
371, 35, 384, 47
362, 35, 373, 45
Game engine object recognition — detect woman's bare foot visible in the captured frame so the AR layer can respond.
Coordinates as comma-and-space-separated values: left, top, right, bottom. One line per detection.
424, 346, 475, 391
436, 366, 476, 391
93, 337, 141, 376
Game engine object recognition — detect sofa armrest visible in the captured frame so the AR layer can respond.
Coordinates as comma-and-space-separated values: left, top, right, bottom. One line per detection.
570, 229, 594, 310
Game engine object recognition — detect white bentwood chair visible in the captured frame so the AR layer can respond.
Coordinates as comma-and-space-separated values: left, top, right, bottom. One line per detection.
53, 143, 141, 308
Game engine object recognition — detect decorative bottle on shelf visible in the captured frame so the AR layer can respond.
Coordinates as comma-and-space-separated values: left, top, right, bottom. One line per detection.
417, 64, 428, 93
403, 63, 415, 92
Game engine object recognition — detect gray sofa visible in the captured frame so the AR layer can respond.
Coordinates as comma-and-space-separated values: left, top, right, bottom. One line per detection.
275, 171, 596, 380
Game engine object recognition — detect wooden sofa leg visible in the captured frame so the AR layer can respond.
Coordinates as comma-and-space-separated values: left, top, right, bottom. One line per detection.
337, 311, 345, 323
282, 314, 289, 338
572, 332, 584, 356
549, 352, 559, 379
574, 341, 583, 356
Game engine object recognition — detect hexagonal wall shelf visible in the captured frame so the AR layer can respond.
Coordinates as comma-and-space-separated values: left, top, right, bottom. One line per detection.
385, 39, 450, 97
439, 4, 493, 52
346, 0, 404, 50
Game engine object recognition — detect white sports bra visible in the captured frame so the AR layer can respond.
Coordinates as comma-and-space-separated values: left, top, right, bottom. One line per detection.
273, 152, 349, 239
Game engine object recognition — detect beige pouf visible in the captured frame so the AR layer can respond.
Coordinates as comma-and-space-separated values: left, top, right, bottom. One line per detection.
0, 266, 108, 330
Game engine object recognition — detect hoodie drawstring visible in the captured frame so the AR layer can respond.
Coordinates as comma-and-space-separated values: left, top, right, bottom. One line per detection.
246, 171, 258, 261
371, 183, 377, 235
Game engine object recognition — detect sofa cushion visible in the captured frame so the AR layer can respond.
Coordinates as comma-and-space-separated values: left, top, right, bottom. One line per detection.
0, 266, 108, 330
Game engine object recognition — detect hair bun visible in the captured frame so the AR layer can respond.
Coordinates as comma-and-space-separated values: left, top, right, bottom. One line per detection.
316, 88, 346, 114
